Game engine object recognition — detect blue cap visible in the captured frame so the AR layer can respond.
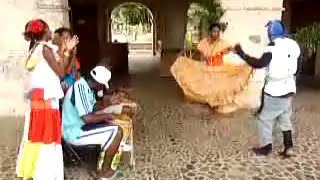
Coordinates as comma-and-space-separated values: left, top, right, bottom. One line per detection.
265, 19, 289, 41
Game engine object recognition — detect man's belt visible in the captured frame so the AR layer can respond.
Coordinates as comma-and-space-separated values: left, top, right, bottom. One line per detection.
264, 92, 294, 98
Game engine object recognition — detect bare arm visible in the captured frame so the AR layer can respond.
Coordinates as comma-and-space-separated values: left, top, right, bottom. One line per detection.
66, 48, 77, 72
42, 45, 65, 78
81, 113, 115, 124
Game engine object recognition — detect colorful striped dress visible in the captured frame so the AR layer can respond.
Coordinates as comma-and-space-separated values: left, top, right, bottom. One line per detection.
16, 42, 64, 180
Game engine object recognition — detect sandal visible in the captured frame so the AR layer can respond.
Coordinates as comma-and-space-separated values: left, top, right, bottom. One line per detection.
96, 169, 121, 180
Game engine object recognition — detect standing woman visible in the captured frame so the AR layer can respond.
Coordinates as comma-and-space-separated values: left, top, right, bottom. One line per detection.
52, 27, 80, 93
16, 19, 77, 180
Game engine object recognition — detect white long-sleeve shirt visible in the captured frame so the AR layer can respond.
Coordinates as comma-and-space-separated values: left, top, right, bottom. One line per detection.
264, 38, 300, 96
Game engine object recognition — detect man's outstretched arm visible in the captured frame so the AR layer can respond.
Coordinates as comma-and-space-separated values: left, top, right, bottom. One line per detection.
234, 43, 273, 68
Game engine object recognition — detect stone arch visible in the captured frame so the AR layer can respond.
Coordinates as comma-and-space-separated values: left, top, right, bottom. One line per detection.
105, 1, 158, 55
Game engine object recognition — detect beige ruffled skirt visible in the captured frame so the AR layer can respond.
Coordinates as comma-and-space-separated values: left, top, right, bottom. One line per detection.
171, 56, 256, 112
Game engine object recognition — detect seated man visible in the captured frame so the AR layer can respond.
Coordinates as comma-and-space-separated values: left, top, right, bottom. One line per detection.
62, 66, 123, 179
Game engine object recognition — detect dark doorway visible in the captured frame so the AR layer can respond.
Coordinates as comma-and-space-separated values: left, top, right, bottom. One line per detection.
290, 1, 320, 32
289, 0, 320, 76
70, 5, 99, 76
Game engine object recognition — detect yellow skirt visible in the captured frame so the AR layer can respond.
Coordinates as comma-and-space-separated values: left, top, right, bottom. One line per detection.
171, 57, 253, 108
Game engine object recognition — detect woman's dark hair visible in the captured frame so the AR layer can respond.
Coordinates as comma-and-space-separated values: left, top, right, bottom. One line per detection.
209, 23, 221, 32
54, 27, 73, 36
23, 19, 49, 50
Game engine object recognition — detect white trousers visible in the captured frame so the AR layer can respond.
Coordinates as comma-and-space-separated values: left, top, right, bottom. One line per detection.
258, 94, 293, 146
69, 126, 118, 150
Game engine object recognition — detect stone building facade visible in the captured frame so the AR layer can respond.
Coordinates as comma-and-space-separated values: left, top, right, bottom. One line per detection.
0, 0, 284, 116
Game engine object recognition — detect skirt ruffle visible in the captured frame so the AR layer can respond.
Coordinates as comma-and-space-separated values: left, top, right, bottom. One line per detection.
29, 89, 61, 144
16, 141, 63, 179
171, 57, 253, 107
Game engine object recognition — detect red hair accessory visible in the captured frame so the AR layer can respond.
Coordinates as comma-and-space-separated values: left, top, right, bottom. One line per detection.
26, 19, 45, 34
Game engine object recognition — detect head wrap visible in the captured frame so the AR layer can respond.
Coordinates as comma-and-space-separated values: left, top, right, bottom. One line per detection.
26, 19, 46, 34
265, 19, 289, 42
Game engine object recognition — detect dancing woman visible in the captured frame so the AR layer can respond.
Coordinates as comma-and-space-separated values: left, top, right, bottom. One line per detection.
171, 23, 254, 113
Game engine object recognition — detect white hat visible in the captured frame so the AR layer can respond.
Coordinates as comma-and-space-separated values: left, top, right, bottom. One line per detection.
90, 66, 111, 89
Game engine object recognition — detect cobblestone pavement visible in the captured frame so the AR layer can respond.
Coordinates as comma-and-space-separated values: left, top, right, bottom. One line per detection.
1, 58, 320, 180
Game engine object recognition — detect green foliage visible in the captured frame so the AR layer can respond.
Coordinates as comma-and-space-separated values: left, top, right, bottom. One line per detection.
188, 0, 225, 32
112, 5, 152, 26
293, 23, 320, 59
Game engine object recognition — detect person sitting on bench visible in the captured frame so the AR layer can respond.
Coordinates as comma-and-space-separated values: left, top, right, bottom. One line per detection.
62, 66, 123, 179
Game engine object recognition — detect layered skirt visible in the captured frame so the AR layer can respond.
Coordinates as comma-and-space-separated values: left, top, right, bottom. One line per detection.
171, 56, 260, 113
16, 89, 63, 180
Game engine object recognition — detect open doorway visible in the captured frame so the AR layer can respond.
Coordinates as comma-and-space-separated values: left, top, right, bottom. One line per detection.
184, 2, 225, 60
289, 0, 320, 76
109, 2, 159, 75
111, 3, 154, 57
69, 4, 99, 76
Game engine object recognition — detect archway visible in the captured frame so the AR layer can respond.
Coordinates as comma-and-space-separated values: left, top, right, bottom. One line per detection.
185, 2, 202, 46
107, 2, 159, 75
110, 2, 155, 57
185, 1, 225, 48
183, 1, 225, 61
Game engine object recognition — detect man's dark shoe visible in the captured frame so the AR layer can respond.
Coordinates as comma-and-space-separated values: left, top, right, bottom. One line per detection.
279, 130, 294, 159
252, 143, 272, 156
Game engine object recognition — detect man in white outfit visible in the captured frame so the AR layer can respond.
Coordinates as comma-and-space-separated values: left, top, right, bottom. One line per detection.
234, 19, 300, 158
62, 66, 123, 179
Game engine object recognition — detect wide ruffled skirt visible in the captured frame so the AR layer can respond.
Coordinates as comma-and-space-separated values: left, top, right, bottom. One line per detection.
171, 56, 255, 111
16, 88, 63, 180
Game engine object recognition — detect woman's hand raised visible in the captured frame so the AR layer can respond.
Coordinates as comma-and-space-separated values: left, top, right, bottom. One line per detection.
65, 35, 79, 51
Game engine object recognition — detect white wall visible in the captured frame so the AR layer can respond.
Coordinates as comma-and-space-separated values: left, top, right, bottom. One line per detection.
220, 0, 284, 57
0, 0, 69, 116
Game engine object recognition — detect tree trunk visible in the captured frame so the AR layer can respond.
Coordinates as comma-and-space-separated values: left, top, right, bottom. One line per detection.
199, 20, 203, 39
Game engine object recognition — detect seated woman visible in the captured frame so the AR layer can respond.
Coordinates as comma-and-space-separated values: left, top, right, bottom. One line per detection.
171, 23, 262, 113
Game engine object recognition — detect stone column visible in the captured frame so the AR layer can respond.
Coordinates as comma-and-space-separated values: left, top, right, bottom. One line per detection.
160, 0, 189, 77
220, 0, 284, 57
34, 0, 70, 30
97, 3, 106, 47
282, 0, 292, 33
0, 0, 70, 116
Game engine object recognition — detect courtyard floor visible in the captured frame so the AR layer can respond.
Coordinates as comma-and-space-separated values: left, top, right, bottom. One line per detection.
1, 56, 320, 180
